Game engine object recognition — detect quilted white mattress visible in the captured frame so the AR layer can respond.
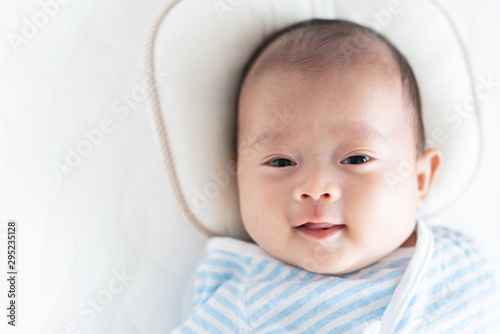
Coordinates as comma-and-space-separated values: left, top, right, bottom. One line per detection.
0, 0, 499, 332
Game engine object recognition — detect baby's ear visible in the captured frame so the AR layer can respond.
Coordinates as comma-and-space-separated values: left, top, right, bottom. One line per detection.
416, 148, 443, 210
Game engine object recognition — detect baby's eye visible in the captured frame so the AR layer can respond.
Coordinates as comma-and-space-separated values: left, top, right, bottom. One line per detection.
341, 155, 370, 164
269, 158, 297, 167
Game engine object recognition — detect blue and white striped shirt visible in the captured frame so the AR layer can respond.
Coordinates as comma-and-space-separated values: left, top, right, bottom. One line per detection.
172, 219, 500, 333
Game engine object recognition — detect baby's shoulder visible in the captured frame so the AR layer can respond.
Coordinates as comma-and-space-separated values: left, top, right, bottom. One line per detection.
190, 238, 264, 309
200, 237, 268, 278
428, 225, 500, 272
415, 225, 500, 329
430, 225, 483, 251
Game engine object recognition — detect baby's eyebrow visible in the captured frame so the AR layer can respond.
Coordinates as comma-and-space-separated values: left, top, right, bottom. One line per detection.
248, 124, 386, 148
343, 126, 387, 141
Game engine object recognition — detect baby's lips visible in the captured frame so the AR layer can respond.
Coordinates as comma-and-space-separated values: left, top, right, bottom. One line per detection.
300, 222, 337, 229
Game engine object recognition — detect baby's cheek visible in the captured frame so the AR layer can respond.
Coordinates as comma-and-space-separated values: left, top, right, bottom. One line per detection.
344, 174, 401, 224
345, 173, 389, 203
380, 159, 420, 193
244, 191, 276, 226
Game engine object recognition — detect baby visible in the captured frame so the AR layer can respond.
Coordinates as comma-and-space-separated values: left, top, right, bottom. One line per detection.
172, 19, 500, 333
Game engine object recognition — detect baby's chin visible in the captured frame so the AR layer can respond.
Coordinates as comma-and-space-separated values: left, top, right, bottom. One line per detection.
300, 261, 361, 276
253, 231, 404, 276
283, 249, 385, 276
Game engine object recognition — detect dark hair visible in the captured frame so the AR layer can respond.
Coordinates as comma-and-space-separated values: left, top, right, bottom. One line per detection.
234, 18, 425, 158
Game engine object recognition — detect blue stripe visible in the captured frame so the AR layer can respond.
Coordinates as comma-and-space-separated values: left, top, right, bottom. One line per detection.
328, 305, 387, 334
214, 293, 239, 317
430, 236, 465, 262
301, 271, 318, 281
203, 258, 247, 275
245, 263, 286, 291
431, 226, 473, 245
432, 226, 454, 243
404, 256, 487, 312
210, 249, 252, 265
425, 244, 463, 279
221, 282, 238, 296
195, 283, 220, 296
444, 227, 475, 245
358, 257, 411, 280
340, 257, 410, 280
204, 303, 238, 331
422, 271, 496, 318
311, 292, 391, 333
431, 226, 467, 253
426, 277, 498, 332
251, 259, 271, 277
194, 280, 239, 297
196, 271, 243, 282
397, 258, 490, 331
253, 270, 404, 333
421, 244, 485, 288
251, 279, 345, 334
312, 275, 331, 283
193, 280, 239, 310
248, 272, 322, 323
192, 314, 224, 334
428, 259, 487, 296
430, 226, 450, 238
247, 268, 301, 307
443, 289, 498, 334
426, 257, 487, 298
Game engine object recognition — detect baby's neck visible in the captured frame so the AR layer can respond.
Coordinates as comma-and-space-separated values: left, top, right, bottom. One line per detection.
400, 231, 417, 248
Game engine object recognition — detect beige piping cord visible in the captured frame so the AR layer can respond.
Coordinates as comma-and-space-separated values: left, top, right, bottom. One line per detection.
144, 0, 215, 240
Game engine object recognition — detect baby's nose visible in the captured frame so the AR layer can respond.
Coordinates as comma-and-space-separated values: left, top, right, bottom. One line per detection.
299, 191, 339, 201
294, 173, 341, 202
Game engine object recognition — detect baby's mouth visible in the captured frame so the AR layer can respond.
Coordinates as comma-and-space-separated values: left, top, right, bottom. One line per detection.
296, 222, 345, 240
299, 222, 337, 229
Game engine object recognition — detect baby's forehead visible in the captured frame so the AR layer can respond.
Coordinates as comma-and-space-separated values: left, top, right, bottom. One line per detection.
244, 57, 403, 107
239, 66, 406, 143
237, 20, 424, 156
247, 27, 399, 83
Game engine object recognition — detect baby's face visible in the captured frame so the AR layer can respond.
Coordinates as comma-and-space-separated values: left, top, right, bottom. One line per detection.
237, 62, 424, 275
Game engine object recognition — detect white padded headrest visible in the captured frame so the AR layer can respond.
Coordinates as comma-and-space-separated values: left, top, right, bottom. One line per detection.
145, 0, 480, 240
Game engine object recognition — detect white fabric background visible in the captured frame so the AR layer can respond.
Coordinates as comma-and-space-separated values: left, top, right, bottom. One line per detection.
0, 0, 499, 333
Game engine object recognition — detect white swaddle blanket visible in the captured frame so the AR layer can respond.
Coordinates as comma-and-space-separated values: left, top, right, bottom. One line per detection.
172, 219, 500, 333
